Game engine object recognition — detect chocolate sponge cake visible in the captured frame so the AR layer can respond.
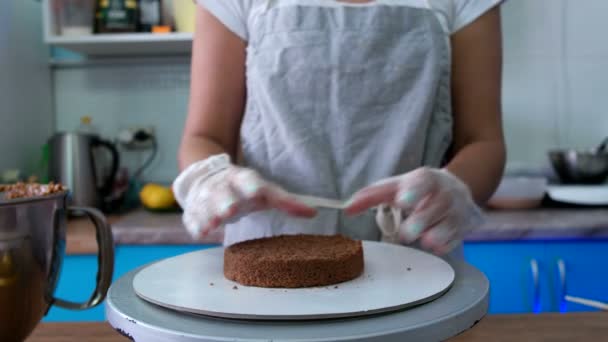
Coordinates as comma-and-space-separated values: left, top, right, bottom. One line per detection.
224, 234, 364, 288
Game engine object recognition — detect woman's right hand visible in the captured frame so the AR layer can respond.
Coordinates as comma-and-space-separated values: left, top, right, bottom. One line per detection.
173, 154, 317, 239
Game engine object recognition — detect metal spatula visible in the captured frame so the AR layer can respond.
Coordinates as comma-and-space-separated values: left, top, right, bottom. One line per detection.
565, 295, 608, 311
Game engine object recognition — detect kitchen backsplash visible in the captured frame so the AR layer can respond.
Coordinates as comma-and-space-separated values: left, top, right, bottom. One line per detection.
500, 0, 608, 169
54, 60, 190, 183
52, 0, 608, 183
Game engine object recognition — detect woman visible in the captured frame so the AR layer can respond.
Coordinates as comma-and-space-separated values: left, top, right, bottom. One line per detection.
173, 0, 506, 258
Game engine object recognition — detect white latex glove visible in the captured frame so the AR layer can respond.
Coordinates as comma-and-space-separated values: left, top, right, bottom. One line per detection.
173, 154, 316, 239
345, 168, 484, 255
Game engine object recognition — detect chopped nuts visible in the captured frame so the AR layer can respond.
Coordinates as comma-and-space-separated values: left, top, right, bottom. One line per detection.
2, 182, 66, 200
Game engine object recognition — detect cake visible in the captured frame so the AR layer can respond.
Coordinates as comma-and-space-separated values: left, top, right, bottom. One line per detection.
224, 234, 364, 288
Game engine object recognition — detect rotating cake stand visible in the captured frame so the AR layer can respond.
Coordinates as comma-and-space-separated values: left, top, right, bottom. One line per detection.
131, 242, 456, 320
106, 258, 489, 341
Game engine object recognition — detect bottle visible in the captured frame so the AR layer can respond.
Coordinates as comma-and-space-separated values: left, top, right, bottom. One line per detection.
78, 115, 98, 135
95, 0, 138, 33
138, 0, 162, 32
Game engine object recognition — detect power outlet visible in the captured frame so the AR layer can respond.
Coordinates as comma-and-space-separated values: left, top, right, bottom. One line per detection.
118, 127, 156, 150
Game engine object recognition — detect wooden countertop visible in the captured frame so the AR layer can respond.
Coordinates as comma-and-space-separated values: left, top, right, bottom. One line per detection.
450, 312, 608, 341
66, 208, 608, 255
65, 211, 222, 255
65, 215, 121, 255
26, 312, 608, 341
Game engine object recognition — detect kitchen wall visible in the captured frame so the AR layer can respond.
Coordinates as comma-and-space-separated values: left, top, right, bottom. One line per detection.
0, 0, 53, 178
53, 60, 190, 183
501, 0, 608, 168
52, 0, 608, 183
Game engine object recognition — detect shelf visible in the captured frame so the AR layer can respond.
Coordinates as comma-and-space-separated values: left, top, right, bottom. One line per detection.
46, 32, 193, 56
41, 0, 193, 57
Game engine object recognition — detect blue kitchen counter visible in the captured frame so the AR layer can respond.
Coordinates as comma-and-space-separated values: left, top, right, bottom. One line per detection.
45, 208, 608, 322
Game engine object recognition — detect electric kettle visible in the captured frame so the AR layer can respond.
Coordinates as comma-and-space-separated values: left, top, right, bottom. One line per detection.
48, 132, 119, 209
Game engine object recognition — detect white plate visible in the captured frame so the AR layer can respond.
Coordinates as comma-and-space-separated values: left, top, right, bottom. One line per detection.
547, 185, 608, 205
133, 241, 455, 321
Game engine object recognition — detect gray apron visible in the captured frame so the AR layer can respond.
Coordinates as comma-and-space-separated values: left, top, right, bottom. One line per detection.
226, 0, 455, 255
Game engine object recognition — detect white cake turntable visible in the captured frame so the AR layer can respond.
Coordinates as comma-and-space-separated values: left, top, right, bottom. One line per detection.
107, 241, 489, 341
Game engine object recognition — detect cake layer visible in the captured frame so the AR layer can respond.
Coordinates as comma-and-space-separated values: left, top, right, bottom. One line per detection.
224, 234, 364, 288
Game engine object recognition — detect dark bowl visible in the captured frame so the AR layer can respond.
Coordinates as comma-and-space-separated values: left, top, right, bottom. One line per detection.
549, 150, 608, 184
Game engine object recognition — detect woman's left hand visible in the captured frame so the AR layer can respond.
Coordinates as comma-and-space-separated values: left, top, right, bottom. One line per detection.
345, 168, 484, 254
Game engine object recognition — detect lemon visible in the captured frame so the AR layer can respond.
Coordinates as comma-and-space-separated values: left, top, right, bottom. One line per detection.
139, 183, 177, 210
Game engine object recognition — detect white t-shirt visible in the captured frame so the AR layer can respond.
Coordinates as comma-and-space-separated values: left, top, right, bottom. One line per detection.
197, 0, 503, 42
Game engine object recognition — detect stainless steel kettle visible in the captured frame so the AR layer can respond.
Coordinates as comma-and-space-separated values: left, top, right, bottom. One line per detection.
48, 133, 119, 209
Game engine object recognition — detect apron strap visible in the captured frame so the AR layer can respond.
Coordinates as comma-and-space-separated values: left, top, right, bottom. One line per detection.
375, 204, 403, 244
